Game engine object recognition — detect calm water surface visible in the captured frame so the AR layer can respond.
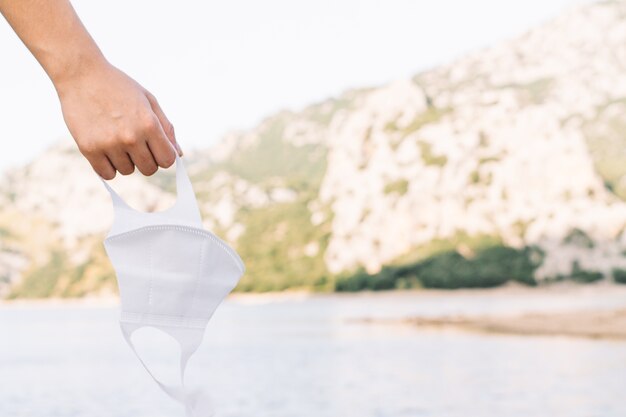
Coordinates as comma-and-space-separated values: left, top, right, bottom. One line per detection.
1, 289, 626, 417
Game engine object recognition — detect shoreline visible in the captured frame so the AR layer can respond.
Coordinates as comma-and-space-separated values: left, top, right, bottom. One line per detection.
0, 295, 120, 308
2, 281, 625, 305
397, 309, 626, 340
0, 289, 318, 308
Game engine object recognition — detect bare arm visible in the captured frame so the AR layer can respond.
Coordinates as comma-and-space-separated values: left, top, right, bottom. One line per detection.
0, 0, 182, 179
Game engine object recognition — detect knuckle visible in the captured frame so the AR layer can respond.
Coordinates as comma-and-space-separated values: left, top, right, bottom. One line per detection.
79, 142, 98, 156
119, 133, 138, 147
141, 116, 159, 133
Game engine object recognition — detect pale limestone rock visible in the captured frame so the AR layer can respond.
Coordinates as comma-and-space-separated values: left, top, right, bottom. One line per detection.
303, 241, 319, 257
226, 223, 246, 243
270, 188, 297, 203
316, 1, 626, 278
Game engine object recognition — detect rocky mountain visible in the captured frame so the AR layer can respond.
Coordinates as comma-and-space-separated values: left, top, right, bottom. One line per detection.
3, 0, 626, 298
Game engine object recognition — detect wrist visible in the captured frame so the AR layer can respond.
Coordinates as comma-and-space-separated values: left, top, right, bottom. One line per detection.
49, 50, 110, 94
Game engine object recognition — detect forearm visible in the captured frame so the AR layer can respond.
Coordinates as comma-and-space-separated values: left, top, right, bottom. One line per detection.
0, 0, 107, 88
1, 0, 180, 179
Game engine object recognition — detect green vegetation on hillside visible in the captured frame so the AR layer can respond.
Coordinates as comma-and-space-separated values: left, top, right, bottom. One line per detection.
418, 141, 448, 166
196, 114, 327, 194
189, 110, 333, 292
234, 198, 332, 292
335, 244, 543, 291
8, 240, 116, 299
9, 251, 66, 298
569, 261, 603, 283
385, 106, 451, 137
384, 179, 409, 196
302, 95, 355, 125
563, 228, 595, 248
393, 233, 503, 265
404, 107, 451, 136
613, 268, 626, 284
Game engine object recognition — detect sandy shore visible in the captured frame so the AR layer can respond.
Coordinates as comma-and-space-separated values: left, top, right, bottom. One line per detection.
351, 283, 626, 340
399, 309, 626, 340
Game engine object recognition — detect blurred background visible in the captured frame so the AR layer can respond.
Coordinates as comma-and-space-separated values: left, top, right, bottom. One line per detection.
2, 0, 626, 416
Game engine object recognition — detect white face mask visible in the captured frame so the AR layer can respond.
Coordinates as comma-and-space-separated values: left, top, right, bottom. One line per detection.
101, 155, 245, 417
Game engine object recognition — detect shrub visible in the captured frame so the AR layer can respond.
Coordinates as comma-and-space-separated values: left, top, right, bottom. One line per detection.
563, 228, 595, 249
418, 141, 448, 167
570, 261, 603, 283
570, 270, 604, 283
403, 107, 450, 136
335, 244, 541, 291
613, 268, 626, 284
384, 179, 409, 196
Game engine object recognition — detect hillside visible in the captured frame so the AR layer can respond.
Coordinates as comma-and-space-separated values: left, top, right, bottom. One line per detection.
4, 1, 626, 298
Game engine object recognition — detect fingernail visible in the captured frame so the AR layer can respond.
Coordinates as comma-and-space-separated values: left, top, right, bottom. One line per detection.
175, 142, 183, 156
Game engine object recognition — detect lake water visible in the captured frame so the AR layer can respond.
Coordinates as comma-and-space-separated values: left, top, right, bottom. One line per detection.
1, 288, 626, 417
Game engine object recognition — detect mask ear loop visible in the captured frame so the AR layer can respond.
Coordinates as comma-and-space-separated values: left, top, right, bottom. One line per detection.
171, 153, 203, 227
119, 322, 215, 417
100, 153, 204, 236
100, 178, 134, 212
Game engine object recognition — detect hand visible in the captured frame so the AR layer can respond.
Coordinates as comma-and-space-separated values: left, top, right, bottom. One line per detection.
0, 0, 182, 178
56, 61, 182, 179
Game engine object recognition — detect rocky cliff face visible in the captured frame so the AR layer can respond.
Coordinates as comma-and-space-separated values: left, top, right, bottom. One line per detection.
319, 1, 626, 279
3, 1, 626, 297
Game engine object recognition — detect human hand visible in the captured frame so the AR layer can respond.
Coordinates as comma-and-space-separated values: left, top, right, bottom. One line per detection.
55, 61, 182, 179
0, 0, 182, 179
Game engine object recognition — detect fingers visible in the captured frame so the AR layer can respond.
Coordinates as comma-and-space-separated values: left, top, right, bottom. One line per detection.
127, 140, 158, 176
107, 149, 135, 176
96, 120, 174, 178
145, 92, 182, 156
77, 92, 179, 178
88, 153, 116, 180
84, 129, 171, 179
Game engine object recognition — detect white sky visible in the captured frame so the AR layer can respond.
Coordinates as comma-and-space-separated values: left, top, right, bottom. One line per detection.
0, 0, 591, 172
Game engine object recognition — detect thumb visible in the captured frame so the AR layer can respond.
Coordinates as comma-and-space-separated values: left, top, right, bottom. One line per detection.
145, 91, 182, 156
